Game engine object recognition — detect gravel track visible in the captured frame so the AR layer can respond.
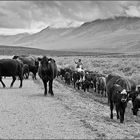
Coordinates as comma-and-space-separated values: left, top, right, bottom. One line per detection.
0, 77, 140, 139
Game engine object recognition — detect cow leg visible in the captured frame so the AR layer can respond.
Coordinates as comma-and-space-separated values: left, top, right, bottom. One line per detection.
68, 79, 70, 85
10, 76, 16, 88
42, 79, 47, 96
101, 90, 104, 96
25, 73, 29, 79
110, 100, 114, 119
49, 80, 54, 96
104, 88, 107, 97
116, 104, 120, 119
33, 73, 37, 80
133, 102, 138, 116
74, 81, 76, 88
87, 87, 89, 92
120, 107, 125, 123
0, 76, 5, 88
19, 75, 23, 88
77, 82, 80, 90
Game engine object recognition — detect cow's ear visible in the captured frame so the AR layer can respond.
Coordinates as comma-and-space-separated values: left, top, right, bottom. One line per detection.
38, 57, 42, 61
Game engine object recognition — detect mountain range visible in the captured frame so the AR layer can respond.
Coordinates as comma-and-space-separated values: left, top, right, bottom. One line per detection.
0, 16, 140, 53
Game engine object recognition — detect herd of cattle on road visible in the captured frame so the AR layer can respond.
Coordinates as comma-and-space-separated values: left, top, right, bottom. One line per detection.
0, 55, 140, 123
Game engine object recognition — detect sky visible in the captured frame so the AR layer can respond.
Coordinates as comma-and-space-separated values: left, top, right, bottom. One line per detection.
0, 1, 140, 35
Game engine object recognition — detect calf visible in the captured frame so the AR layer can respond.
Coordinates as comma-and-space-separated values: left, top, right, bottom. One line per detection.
109, 84, 128, 123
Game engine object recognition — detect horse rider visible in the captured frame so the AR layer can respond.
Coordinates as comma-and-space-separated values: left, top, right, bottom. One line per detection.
74, 59, 84, 72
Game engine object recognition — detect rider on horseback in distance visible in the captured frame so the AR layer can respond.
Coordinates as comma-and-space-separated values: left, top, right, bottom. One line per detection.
74, 59, 84, 72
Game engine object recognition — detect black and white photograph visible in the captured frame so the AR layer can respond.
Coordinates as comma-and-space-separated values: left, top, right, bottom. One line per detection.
0, 0, 140, 139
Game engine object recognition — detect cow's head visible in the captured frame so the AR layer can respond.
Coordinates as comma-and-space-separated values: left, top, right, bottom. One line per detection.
12, 55, 19, 59
38, 56, 49, 67
114, 84, 128, 103
120, 89, 128, 103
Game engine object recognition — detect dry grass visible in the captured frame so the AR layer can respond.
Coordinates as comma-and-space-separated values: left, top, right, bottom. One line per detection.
54, 55, 140, 85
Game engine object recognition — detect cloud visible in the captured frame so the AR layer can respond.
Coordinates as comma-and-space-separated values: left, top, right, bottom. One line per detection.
0, 1, 140, 34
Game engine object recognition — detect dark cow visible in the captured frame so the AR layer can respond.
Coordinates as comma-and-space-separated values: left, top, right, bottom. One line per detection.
109, 84, 128, 123
64, 71, 71, 85
59, 68, 66, 80
132, 95, 140, 115
13, 55, 39, 80
38, 56, 57, 96
58, 67, 72, 81
90, 72, 99, 92
96, 76, 107, 97
81, 80, 91, 92
107, 74, 136, 103
0, 59, 23, 88
106, 73, 124, 104
81, 71, 94, 92
72, 71, 84, 90
23, 64, 29, 79
129, 86, 140, 115
106, 73, 136, 123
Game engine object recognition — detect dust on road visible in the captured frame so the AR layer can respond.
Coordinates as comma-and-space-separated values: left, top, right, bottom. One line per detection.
0, 77, 140, 139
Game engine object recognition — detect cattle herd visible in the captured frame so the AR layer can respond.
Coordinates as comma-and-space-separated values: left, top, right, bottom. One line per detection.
57, 64, 140, 123
0, 55, 140, 123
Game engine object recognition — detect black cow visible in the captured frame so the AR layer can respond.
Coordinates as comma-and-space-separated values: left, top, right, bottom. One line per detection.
72, 71, 84, 90
106, 73, 136, 123
59, 68, 66, 80
90, 72, 99, 92
96, 76, 107, 97
0, 59, 23, 88
109, 84, 128, 123
132, 95, 140, 115
58, 67, 72, 81
64, 71, 71, 85
38, 56, 57, 96
23, 64, 29, 79
13, 55, 39, 80
81, 72, 94, 92
81, 80, 91, 92
129, 86, 140, 115
106, 73, 126, 104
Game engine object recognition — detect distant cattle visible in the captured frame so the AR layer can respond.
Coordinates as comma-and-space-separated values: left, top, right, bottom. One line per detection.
90, 72, 99, 92
81, 80, 91, 92
72, 71, 84, 90
96, 76, 107, 97
64, 71, 71, 85
81, 72, 94, 92
0, 59, 23, 88
13, 55, 39, 80
38, 56, 57, 96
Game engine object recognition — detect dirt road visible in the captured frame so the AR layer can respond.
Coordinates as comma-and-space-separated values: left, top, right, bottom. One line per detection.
0, 77, 140, 139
